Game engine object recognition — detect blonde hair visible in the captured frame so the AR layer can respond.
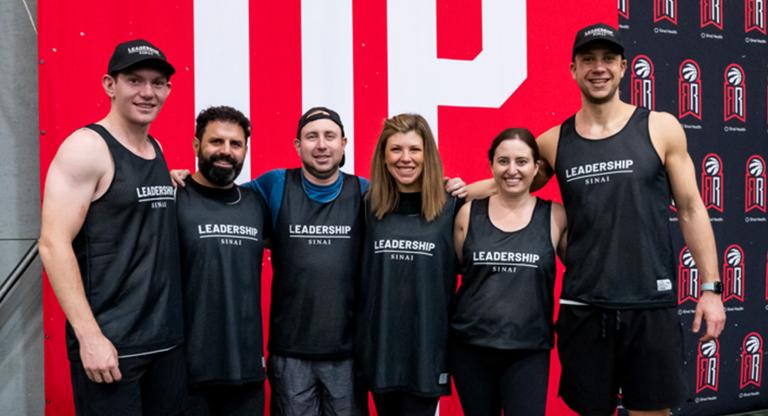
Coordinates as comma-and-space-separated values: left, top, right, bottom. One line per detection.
368, 114, 446, 221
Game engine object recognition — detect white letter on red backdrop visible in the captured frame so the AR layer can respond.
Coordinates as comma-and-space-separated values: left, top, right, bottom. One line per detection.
387, 0, 527, 142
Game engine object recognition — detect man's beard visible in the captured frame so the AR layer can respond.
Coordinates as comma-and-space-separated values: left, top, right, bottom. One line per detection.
198, 152, 243, 187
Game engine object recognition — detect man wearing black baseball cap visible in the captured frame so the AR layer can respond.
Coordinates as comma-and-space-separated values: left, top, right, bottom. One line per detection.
40, 39, 185, 415
546, 22, 724, 416
468, 22, 725, 415
243, 107, 369, 415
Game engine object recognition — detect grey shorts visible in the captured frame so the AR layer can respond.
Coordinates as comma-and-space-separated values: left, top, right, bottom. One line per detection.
267, 355, 368, 416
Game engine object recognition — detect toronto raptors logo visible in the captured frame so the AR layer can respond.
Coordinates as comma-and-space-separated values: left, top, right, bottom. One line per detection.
723, 245, 746, 302
631, 55, 655, 110
697, 339, 720, 393
702, 154, 724, 212
724, 64, 746, 122
619, 0, 630, 19
679, 60, 702, 120
701, 0, 724, 29
740, 333, 763, 389
678, 247, 700, 303
746, 0, 767, 34
746, 156, 767, 213
655, 0, 678, 24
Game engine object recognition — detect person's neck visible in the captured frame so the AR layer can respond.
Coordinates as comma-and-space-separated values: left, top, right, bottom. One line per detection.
494, 191, 534, 210
301, 167, 340, 186
99, 112, 151, 147
577, 96, 633, 128
192, 172, 234, 189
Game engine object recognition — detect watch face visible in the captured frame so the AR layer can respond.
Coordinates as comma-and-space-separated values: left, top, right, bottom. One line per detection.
713, 281, 723, 295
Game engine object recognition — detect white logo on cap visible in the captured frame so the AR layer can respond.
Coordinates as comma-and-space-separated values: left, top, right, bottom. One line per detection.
127, 45, 161, 57
584, 27, 615, 37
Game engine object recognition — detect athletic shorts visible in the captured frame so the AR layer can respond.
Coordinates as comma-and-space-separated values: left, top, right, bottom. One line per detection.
70, 346, 187, 416
267, 355, 368, 416
556, 305, 687, 415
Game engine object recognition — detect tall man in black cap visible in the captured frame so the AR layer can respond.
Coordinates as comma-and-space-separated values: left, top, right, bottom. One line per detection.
40, 39, 185, 415
470, 23, 726, 415
545, 23, 725, 416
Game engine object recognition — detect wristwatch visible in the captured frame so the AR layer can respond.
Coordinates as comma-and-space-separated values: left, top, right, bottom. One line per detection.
701, 281, 723, 295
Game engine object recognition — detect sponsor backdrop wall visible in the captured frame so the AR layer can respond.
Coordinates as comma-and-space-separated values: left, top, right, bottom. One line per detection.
619, 0, 768, 415
39, 1, 765, 416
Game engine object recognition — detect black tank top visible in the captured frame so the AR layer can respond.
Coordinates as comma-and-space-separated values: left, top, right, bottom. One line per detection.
269, 168, 363, 359
357, 193, 458, 397
452, 197, 556, 350
177, 178, 268, 385
555, 108, 676, 308
68, 124, 183, 360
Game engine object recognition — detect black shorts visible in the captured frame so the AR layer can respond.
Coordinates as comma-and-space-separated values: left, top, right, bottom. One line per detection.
70, 346, 187, 416
555, 305, 687, 415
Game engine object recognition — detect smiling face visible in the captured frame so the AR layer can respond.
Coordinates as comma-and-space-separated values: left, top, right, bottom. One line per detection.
570, 44, 626, 105
105, 67, 171, 126
491, 137, 539, 196
384, 130, 424, 192
194, 120, 247, 188
295, 117, 347, 184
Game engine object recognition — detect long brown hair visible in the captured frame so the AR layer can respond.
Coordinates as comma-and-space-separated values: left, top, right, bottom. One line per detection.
368, 113, 446, 221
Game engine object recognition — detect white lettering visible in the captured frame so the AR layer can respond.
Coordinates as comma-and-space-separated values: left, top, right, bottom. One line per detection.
388, 0, 526, 142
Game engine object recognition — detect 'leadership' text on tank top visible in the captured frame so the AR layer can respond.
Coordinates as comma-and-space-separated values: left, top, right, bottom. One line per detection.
452, 197, 556, 350
69, 124, 183, 360
357, 193, 458, 397
269, 168, 363, 359
177, 177, 269, 385
555, 108, 676, 308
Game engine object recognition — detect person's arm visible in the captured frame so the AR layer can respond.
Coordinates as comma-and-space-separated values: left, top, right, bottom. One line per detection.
38, 129, 122, 383
444, 176, 468, 199
453, 201, 471, 263
170, 169, 191, 187
651, 111, 725, 341
550, 202, 568, 261
530, 126, 559, 192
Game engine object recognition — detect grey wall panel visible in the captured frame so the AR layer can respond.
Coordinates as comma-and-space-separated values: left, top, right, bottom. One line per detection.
0, 0, 39, 239
0, 240, 35, 281
0, 259, 43, 416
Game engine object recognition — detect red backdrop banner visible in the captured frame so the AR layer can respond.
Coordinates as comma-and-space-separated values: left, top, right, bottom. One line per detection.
39, 1, 614, 414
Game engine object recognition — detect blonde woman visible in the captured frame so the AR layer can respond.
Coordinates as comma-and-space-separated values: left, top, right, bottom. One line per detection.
356, 114, 460, 416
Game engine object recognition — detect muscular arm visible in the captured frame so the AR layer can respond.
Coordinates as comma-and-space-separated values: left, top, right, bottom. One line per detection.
651, 111, 725, 341
453, 201, 471, 263
39, 129, 122, 383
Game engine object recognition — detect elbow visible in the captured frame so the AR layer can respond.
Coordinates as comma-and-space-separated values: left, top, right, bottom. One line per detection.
676, 198, 708, 224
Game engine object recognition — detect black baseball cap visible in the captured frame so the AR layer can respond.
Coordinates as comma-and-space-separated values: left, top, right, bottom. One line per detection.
572, 23, 624, 60
296, 106, 346, 167
107, 39, 175, 78
296, 106, 345, 139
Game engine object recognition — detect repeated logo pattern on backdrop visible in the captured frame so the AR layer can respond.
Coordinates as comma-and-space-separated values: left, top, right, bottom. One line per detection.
621, 1, 767, 414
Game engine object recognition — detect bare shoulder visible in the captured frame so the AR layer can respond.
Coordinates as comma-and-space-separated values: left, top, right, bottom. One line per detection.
648, 111, 686, 149
456, 199, 472, 224
52, 128, 111, 178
